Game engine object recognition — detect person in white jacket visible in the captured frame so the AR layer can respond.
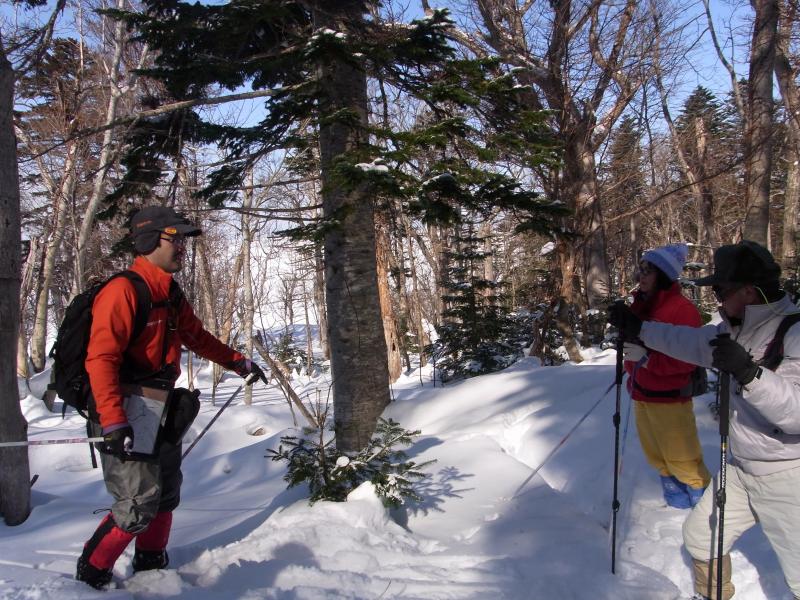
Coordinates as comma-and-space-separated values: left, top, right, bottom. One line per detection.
609, 240, 800, 600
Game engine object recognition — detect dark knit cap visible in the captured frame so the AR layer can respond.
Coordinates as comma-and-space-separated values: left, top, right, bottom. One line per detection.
693, 240, 781, 287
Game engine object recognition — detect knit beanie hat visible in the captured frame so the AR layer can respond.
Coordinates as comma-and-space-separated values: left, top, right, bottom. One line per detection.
641, 243, 688, 282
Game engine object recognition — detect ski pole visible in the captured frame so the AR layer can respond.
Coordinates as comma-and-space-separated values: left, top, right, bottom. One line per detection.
714, 334, 731, 600
611, 300, 625, 575
511, 379, 616, 500
181, 373, 259, 459
0, 436, 104, 448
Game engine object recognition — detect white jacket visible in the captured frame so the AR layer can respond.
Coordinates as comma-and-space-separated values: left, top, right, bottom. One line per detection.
640, 294, 800, 475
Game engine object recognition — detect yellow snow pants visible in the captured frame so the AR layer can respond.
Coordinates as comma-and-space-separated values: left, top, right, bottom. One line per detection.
634, 400, 711, 490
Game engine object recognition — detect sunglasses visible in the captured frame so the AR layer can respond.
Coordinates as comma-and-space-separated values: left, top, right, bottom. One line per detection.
160, 234, 186, 247
712, 284, 741, 302
637, 262, 655, 277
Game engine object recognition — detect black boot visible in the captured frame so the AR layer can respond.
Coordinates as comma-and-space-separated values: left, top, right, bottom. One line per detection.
132, 549, 169, 572
76, 554, 113, 589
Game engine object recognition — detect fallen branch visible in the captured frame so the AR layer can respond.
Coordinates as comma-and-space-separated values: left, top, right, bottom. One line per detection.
252, 334, 318, 428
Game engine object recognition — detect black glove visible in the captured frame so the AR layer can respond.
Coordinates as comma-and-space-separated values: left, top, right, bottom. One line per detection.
229, 358, 268, 385
607, 302, 642, 341
103, 425, 134, 456
709, 335, 760, 385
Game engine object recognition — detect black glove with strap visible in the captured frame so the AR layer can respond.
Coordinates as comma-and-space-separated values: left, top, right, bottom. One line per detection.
102, 425, 134, 457
228, 358, 268, 385
710, 335, 760, 385
607, 302, 642, 342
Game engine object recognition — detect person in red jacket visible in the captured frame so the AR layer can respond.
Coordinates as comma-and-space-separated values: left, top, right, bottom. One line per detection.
622, 243, 711, 509
77, 206, 267, 589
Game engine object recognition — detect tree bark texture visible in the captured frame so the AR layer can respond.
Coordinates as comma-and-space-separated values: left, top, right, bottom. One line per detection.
0, 40, 31, 525
376, 221, 403, 382
775, 0, 800, 269
314, 4, 390, 453
742, 0, 778, 245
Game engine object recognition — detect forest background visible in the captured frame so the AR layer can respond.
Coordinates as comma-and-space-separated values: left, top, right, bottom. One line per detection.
1, 0, 798, 526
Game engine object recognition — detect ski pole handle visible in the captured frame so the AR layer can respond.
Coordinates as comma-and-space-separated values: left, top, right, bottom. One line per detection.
245, 372, 259, 386
716, 333, 731, 437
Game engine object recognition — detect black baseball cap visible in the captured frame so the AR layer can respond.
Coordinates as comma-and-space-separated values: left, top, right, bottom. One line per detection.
693, 240, 781, 287
130, 206, 202, 238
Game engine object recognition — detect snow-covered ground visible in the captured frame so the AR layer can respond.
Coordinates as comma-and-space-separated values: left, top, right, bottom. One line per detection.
1, 350, 794, 599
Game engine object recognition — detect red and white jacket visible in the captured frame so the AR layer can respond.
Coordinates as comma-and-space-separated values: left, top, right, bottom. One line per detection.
624, 283, 701, 403
86, 256, 244, 429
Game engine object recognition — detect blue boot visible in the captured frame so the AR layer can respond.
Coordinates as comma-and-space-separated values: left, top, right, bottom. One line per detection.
687, 485, 706, 507
660, 475, 691, 509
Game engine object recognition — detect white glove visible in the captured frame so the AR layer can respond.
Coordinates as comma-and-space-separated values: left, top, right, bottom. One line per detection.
623, 341, 648, 364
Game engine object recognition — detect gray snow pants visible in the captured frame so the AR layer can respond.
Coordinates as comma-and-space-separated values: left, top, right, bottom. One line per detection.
89, 419, 183, 534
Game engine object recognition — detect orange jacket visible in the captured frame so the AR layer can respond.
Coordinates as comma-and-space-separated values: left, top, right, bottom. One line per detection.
85, 256, 244, 429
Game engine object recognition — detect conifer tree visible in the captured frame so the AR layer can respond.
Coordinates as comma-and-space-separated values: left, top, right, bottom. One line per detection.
103, 1, 564, 451
432, 217, 523, 381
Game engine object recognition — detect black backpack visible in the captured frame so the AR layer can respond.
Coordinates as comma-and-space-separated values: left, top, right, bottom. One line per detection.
47, 271, 177, 417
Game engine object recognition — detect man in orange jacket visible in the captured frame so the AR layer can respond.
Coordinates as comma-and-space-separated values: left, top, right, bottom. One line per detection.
77, 206, 266, 589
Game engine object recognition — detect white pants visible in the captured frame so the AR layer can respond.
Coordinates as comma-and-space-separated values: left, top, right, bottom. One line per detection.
683, 463, 800, 598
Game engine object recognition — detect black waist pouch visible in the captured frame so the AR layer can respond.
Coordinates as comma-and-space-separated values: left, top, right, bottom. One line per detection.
162, 388, 201, 445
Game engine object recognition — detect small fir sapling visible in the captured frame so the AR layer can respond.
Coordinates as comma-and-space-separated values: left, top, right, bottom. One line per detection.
267, 418, 434, 508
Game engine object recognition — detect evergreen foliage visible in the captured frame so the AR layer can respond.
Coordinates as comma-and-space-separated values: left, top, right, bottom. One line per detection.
267, 418, 434, 508
427, 219, 535, 381
272, 331, 309, 372
100, 2, 565, 234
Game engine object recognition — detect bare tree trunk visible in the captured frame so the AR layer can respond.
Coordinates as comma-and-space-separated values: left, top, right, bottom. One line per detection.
376, 222, 402, 381
742, 0, 778, 245
480, 220, 495, 300
0, 37, 31, 525
73, 0, 146, 294
212, 248, 243, 396
16, 237, 38, 378
195, 237, 219, 334
303, 283, 314, 374
29, 141, 79, 371
242, 182, 255, 405
782, 148, 800, 271
775, 0, 800, 270
314, 3, 390, 453
556, 241, 584, 363
405, 219, 429, 362
312, 242, 329, 360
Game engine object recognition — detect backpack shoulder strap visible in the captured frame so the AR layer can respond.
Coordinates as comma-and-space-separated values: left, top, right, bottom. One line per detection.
759, 312, 800, 371
113, 271, 152, 347
158, 279, 185, 368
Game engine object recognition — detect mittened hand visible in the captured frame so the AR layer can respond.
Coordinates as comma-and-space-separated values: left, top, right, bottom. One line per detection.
622, 342, 648, 363
103, 425, 134, 456
246, 362, 268, 385
228, 358, 268, 385
709, 336, 760, 385
607, 302, 642, 341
